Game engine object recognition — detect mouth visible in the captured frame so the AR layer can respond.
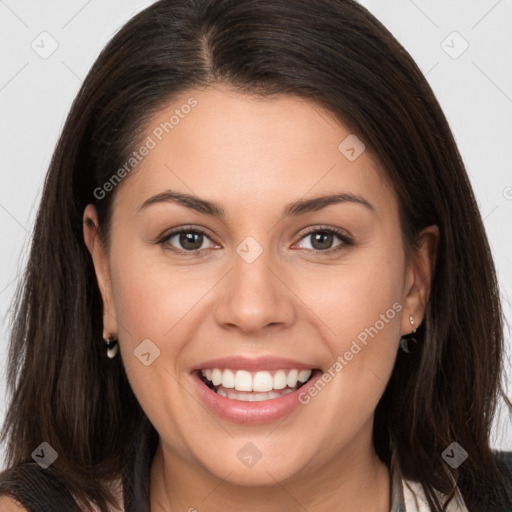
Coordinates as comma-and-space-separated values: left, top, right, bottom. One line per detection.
196, 368, 320, 402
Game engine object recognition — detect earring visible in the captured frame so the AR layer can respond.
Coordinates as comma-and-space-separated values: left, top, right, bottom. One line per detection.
105, 335, 119, 359
409, 315, 417, 334
399, 315, 419, 353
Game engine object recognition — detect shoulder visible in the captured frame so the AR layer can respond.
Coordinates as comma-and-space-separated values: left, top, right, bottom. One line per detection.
0, 495, 29, 511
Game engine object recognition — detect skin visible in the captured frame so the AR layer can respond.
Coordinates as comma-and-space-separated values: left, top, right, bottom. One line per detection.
84, 86, 438, 512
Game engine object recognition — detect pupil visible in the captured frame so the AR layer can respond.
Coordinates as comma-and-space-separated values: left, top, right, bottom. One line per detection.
312, 232, 332, 250
177, 231, 334, 251
180, 231, 202, 250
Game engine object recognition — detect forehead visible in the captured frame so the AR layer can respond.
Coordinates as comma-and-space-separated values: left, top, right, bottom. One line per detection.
112, 86, 396, 217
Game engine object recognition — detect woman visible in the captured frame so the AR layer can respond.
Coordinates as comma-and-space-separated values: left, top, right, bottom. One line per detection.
0, 0, 511, 510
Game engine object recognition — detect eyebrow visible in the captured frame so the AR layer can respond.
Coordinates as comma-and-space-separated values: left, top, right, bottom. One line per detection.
138, 190, 376, 217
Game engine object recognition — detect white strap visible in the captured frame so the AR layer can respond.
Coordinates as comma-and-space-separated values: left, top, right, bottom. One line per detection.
402, 478, 469, 512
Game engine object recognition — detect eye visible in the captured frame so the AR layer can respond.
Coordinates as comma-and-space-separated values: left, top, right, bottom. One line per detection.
157, 225, 353, 254
294, 227, 353, 252
158, 227, 218, 253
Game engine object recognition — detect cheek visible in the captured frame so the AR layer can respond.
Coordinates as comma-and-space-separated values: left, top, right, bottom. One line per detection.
108, 247, 205, 447
295, 243, 405, 416
295, 240, 404, 345
109, 244, 208, 343
109, 224, 405, 429
107, 241, 223, 392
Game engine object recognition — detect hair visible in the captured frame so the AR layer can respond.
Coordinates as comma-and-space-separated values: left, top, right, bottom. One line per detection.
1, 0, 511, 510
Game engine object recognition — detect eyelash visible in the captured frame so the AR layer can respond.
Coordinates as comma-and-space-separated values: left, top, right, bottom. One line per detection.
156, 225, 354, 256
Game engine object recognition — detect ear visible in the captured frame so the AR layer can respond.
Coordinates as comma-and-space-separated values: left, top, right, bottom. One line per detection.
401, 225, 439, 335
83, 204, 118, 338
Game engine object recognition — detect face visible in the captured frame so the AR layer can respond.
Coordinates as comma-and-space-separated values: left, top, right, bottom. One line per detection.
84, 86, 436, 488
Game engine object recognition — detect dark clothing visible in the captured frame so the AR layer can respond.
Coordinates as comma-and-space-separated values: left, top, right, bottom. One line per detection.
0, 416, 158, 512
1, 415, 511, 511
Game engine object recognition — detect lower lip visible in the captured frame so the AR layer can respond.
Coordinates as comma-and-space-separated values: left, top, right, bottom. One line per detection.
192, 371, 322, 425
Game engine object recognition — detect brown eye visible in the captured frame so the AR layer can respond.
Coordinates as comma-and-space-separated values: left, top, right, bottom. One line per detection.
309, 231, 335, 250
159, 228, 216, 252
295, 227, 353, 252
178, 231, 204, 251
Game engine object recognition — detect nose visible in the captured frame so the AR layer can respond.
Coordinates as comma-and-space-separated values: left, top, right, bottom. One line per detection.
213, 245, 296, 335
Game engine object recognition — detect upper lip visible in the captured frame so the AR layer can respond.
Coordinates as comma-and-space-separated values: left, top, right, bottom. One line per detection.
191, 356, 317, 372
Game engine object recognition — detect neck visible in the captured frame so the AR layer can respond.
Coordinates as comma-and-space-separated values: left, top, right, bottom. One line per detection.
149, 433, 390, 512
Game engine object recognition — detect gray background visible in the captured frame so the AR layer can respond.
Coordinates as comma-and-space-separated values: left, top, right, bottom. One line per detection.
1, 0, 511, 468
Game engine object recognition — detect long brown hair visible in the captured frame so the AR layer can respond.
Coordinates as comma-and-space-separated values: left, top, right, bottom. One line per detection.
1, 0, 511, 510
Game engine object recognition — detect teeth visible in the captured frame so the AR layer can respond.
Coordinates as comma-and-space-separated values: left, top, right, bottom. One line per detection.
252, 371, 273, 392
211, 368, 222, 386
219, 389, 294, 402
221, 369, 235, 389
298, 369, 312, 383
273, 370, 288, 390
234, 370, 253, 392
200, 368, 313, 392
287, 369, 299, 388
